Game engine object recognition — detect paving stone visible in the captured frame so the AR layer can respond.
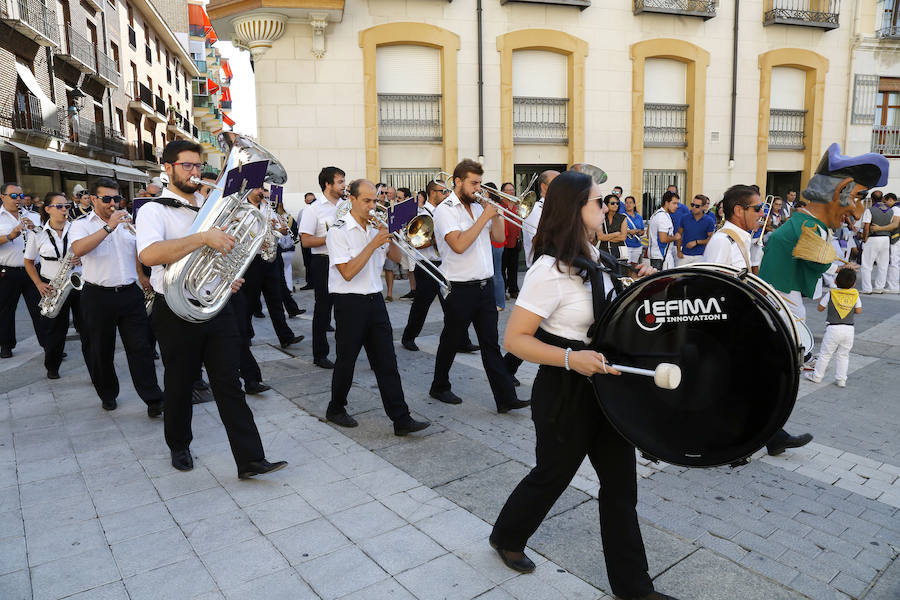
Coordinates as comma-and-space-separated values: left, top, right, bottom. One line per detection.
359, 524, 446, 575
0, 536, 25, 577
0, 569, 31, 600
0, 509, 23, 540
243, 492, 318, 534
297, 546, 389, 599
18, 472, 87, 507
26, 518, 107, 567
831, 572, 868, 598
165, 486, 239, 525
99, 502, 176, 545
150, 467, 219, 500
336, 577, 418, 600
182, 510, 260, 556
201, 536, 289, 590
268, 517, 351, 565
296, 478, 373, 515
395, 553, 493, 600
30, 547, 121, 600
123, 557, 217, 600
64, 580, 129, 600
92, 478, 161, 516
415, 507, 493, 551
21, 493, 97, 536
694, 532, 748, 563
223, 568, 319, 600
328, 499, 408, 542
110, 527, 194, 578
789, 573, 851, 600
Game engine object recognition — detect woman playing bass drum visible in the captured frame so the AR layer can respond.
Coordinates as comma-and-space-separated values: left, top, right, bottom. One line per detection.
490, 170, 676, 600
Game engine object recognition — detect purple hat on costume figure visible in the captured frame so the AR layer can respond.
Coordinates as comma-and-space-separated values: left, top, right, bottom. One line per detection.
803, 143, 889, 205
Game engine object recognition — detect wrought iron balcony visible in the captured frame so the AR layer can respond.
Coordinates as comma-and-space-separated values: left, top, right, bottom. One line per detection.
763, 0, 839, 30
55, 23, 95, 72
154, 95, 167, 119
872, 125, 900, 157
513, 97, 568, 144
131, 141, 159, 164
877, 3, 900, 38
92, 50, 119, 88
11, 92, 64, 137
633, 0, 716, 19
192, 125, 199, 138
643, 103, 688, 147
127, 81, 155, 118
0, 0, 59, 46
77, 120, 125, 155
769, 108, 807, 149
377, 94, 442, 142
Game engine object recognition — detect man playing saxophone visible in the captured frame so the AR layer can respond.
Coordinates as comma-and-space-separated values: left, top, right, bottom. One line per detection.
136, 140, 287, 479
24, 192, 90, 380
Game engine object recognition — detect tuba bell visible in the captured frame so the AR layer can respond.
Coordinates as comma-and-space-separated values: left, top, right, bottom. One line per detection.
161, 132, 286, 322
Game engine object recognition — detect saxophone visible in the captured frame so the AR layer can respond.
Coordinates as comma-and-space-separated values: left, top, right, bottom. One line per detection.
39, 250, 83, 318
260, 203, 279, 263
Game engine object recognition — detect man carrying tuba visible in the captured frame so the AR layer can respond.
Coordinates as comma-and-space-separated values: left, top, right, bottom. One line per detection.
136, 140, 287, 479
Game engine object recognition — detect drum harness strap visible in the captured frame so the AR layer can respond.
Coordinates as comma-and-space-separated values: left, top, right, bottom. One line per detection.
721, 228, 752, 271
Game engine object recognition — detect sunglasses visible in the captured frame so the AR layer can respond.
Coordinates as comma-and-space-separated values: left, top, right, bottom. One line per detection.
691, 203, 703, 208
4, 193, 24, 199
608, 202, 619, 206
48, 203, 72, 210
745, 204, 764, 213
97, 195, 123, 204
173, 162, 207, 172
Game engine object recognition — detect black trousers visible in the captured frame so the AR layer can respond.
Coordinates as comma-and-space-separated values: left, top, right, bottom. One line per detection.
38, 277, 90, 374
309, 254, 332, 360
503, 352, 524, 377
243, 256, 295, 345
80, 283, 163, 404
301, 245, 312, 285
491, 363, 653, 599
401, 262, 476, 347
430, 279, 516, 407
152, 295, 265, 468
230, 289, 262, 385
328, 293, 410, 422
501, 246, 520, 294
275, 250, 301, 315
0, 266, 44, 350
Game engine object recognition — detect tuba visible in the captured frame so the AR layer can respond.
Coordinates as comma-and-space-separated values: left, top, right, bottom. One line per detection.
39, 250, 83, 318
162, 132, 287, 322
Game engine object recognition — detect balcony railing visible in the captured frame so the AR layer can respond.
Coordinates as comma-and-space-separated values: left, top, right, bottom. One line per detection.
877, 2, 900, 38
643, 103, 688, 147
220, 100, 232, 109
154, 95, 166, 117
93, 50, 119, 87
872, 125, 900, 156
199, 131, 217, 146
131, 141, 159, 164
0, 0, 59, 46
763, 0, 840, 30
192, 124, 199, 138
377, 93, 442, 142
192, 93, 210, 109
55, 23, 95, 71
128, 80, 153, 107
513, 97, 568, 144
193, 59, 207, 72
633, 0, 716, 19
78, 120, 126, 155
11, 92, 64, 137
769, 108, 807, 149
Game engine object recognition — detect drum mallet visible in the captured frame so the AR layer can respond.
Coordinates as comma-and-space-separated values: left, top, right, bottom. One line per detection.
611, 362, 682, 390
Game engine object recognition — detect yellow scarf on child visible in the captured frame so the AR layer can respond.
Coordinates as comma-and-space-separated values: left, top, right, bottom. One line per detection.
830, 288, 859, 319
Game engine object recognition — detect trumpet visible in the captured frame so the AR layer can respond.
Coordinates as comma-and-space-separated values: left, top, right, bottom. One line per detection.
433, 173, 538, 234
367, 208, 449, 296
17, 208, 42, 237
755, 194, 775, 247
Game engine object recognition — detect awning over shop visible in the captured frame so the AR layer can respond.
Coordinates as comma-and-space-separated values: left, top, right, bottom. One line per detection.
78, 156, 117, 177
8, 141, 87, 173
113, 164, 149, 183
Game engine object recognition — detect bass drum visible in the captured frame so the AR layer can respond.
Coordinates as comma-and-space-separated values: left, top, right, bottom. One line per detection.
590, 265, 801, 468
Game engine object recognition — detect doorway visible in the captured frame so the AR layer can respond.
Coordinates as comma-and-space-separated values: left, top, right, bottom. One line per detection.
513, 163, 566, 197
765, 171, 802, 201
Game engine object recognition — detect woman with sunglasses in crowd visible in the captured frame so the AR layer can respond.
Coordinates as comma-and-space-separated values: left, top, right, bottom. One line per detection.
24, 192, 90, 380
490, 170, 675, 600
596, 194, 627, 257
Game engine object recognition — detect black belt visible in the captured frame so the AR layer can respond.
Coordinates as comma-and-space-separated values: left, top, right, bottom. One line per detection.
448, 277, 490, 288
0, 265, 25, 271
83, 281, 136, 292
335, 292, 381, 299
825, 323, 853, 327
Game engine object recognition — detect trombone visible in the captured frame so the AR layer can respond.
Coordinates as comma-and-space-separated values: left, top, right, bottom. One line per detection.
755, 194, 775, 247
433, 172, 538, 234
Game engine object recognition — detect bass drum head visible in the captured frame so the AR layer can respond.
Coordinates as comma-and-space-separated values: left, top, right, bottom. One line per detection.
591, 268, 800, 467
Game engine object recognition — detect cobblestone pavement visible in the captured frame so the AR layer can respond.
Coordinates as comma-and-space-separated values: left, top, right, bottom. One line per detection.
0, 278, 898, 600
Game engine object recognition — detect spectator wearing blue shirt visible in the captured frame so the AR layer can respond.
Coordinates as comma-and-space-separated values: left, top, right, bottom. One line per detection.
622, 195, 645, 264
677, 194, 715, 265
667, 184, 690, 233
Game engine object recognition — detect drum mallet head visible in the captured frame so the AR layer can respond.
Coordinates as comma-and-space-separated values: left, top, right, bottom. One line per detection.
611, 362, 682, 390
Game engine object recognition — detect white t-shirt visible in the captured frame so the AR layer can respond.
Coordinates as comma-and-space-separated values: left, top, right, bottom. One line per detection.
647, 209, 673, 260
325, 214, 388, 295
135, 188, 206, 296
703, 221, 752, 270
298, 192, 340, 255
523, 198, 544, 267
69, 212, 138, 287
24, 222, 76, 280
516, 248, 615, 344
432, 192, 494, 281
0, 207, 39, 267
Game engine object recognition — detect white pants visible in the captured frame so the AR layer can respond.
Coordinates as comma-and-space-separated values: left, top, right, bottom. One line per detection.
626, 246, 643, 264
779, 289, 806, 322
812, 324, 854, 384
282, 250, 294, 291
888, 242, 900, 292
861, 236, 890, 292
676, 254, 704, 267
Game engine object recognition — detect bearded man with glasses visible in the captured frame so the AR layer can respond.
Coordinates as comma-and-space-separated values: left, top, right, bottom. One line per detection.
70, 177, 164, 415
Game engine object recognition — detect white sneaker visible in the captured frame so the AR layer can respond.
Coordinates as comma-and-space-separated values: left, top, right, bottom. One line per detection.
836, 380, 846, 388
874, 289, 885, 294
804, 372, 822, 383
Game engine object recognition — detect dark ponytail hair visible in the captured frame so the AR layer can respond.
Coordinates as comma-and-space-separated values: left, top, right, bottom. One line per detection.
532, 170, 595, 279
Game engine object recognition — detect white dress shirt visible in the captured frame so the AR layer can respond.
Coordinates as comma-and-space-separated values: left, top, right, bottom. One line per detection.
24, 222, 76, 280
517, 247, 614, 344
432, 192, 494, 282
70, 211, 138, 287
703, 221, 752, 269
136, 188, 206, 295
299, 192, 340, 255
325, 214, 388, 294
523, 198, 544, 267
0, 206, 39, 267
417, 202, 441, 262
647, 209, 673, 260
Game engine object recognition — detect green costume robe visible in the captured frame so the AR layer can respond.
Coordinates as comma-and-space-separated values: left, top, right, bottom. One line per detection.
759, 212, 831, 298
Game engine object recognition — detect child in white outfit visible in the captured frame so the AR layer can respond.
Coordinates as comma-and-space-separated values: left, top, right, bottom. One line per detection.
806, 267, 861, 388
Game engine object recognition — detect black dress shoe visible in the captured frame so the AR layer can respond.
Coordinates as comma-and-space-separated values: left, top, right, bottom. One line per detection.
314, 357, 335, 369
489, 538, 535, 573
327, 412, 358, 428
193, 379, 210, 391
61, 352, 67, 358
238, 459, 288, 480
394, 418, 430, 436
147, 400, 164, 418
498, 399, 530, 413
326, 324, 335, 332
253, 311, 265, 319
101, 399, 117, 411
615, 592, 681, 600
767, 432, 813, 456
399, 291, 415, 300
245, 381, 271, 395
171, 449, 193, 471
287, 308, 307, 317
299, 283, 314, 291
280, 335, 305, 349
401, 340, 419, 352
0, 347, 11, 359
47, 370, 60, 380
459, 342, 480, 353
512, 376, 520, 387
429, 390, 462, 405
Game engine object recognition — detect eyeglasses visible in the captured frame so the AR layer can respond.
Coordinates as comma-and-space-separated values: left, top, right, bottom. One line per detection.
173, 162, 206, 172
745, 204, 764, 212
97, 195, 123, 204
48, 203, 71, 210
691, 203, 703, 208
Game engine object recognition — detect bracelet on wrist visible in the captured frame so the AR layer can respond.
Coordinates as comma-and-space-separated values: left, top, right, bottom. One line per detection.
564, 347, 571, 371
